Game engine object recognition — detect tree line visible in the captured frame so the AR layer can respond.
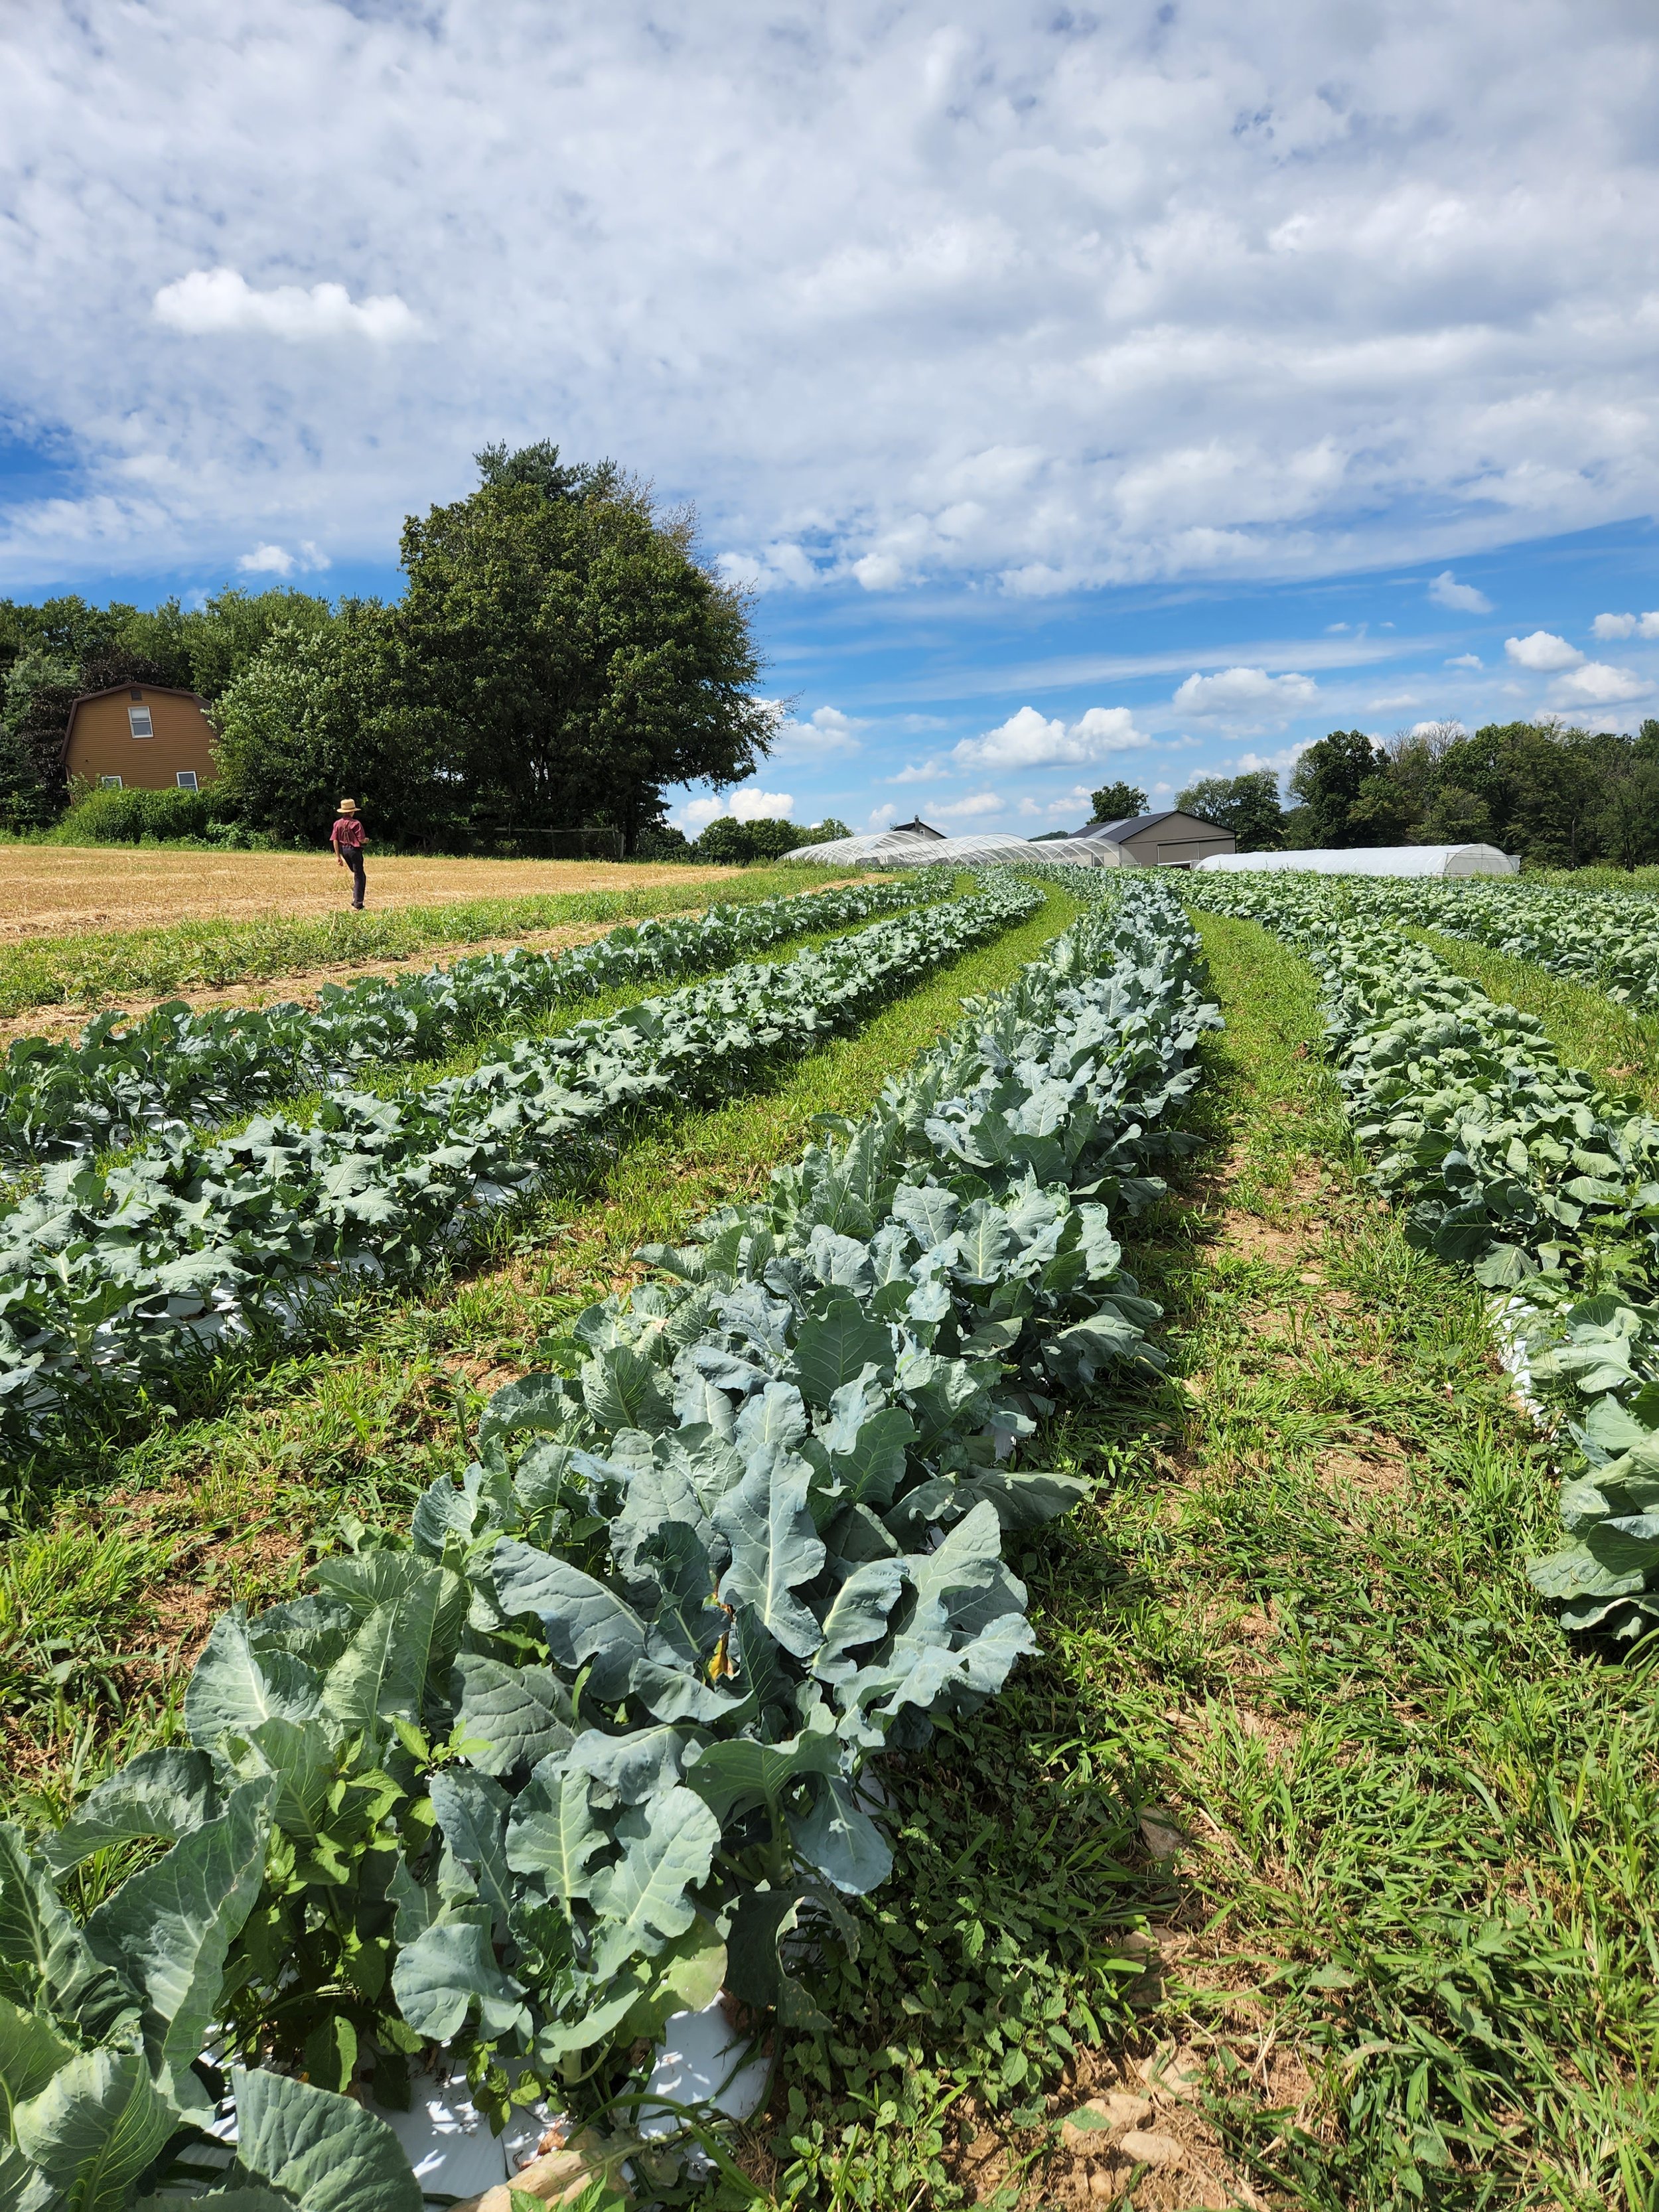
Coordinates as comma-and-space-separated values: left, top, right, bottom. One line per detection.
1164, 721, 1659, 869
0, 442, 843, 860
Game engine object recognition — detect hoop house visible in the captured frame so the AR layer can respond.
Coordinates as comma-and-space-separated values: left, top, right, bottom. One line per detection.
1196, 844, 1518, 877
786, 829, 1091, 866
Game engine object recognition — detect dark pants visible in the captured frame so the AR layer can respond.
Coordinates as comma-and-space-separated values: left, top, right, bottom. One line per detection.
345, 852, 366, 909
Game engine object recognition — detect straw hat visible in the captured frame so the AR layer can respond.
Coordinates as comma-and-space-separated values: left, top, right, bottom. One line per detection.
337, 798, 359, 813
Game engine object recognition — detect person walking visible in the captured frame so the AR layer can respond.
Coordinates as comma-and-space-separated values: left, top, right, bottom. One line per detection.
330, 798, 368, 909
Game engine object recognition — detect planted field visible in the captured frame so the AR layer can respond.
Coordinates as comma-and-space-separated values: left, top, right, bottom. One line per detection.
3, 863, 1656, 2211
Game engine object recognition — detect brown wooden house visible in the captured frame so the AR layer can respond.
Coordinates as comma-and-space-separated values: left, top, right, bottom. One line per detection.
62, 684, 220, 794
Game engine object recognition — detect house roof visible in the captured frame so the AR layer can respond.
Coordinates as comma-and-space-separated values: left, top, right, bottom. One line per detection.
62, 684, 210, 763
1074, 810, 1225, 840
886, 816, 945, 838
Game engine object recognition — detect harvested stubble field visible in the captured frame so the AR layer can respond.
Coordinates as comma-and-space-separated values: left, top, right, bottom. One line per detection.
0, 850, 857, 1015
0, 844, 749, 938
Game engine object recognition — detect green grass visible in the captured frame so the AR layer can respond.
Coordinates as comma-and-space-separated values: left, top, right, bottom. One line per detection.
1412, 926, 1659, 1104
744, 911, 1659, 2211
3, 884, 1083, 1827
0, 862, 858, 1016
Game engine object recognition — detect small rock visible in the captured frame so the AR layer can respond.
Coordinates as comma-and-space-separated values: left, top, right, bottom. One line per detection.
1140, 2043, 1205, 2102
1138, 1811, 1185, 1860
1088, 2173, 1116, 2199
1098, 2091, 1155, 2127
1058, 2091, 1154, 2150
1120, 2128, 1185, 2169
1114, 1927, 1159, 1960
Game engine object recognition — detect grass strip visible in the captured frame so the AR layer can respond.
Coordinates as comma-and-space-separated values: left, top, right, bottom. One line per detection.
0, 862, 857, 1016
2, 883, 1084, 1828
748, 911, 1659, 2212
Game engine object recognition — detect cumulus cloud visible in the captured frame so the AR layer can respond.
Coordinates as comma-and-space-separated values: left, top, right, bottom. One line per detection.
951, 703, 1149, 771
1411, 719, 1467, 737
680, 786, 795, 827
1550, 662, 1650, 705
237, 540, 328, 576
1429, 571, 1492, 614
1235, 739, 1315, 777
770, 704, 864, 756
1444, 653, 1483, 669
1368, 692, 1420, 711
153, 268, 419, 343
1593, 611, 1659, 640
1171, 668, 1319, 721
1505, 630, 1583, 670
931, 790, 1003, 818
2, 5, 1658, 591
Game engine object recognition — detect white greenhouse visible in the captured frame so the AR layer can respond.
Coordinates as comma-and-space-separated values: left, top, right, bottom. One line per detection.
784, 828, 1087, 867
1195, 843, 1518, 879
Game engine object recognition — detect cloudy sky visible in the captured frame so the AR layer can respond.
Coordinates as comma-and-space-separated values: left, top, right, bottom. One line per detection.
3, 0, 1658, 832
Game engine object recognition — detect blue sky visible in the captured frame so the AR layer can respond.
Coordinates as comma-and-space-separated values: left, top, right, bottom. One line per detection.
3, 3, 1658, 836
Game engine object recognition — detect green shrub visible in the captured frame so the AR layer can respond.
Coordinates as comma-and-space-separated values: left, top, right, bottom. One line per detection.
56, 782, 231, 845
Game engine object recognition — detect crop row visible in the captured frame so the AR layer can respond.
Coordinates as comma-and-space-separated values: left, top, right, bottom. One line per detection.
0, 870, 949, 1171
1189, 871, 1659, 1643
1256, 869, 1659, 1011
0, 871, 1220, 2204
0, 877, 1033, 1439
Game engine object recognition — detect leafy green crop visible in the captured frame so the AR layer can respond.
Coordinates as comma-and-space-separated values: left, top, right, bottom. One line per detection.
13, 873, 1220, 2197
1189, 869, 1659, 1642
0, 872, 944, 1169
0, 1801, 424, 2209
0, 877, 1033, 1438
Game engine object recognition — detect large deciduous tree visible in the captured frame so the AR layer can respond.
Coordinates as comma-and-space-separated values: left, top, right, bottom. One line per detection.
1174, 771, 1285, 851
1087, 780, 1147, 823
394, 443, 776, 852
210, 605, 425, 846
1285, 729, 1386, 847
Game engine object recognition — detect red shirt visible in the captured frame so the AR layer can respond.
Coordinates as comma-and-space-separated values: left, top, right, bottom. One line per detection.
330, 815, 365, 853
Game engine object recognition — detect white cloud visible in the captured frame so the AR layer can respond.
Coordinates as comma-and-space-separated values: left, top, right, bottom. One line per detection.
1235, 739, 1315, 778
931, 790, 1003, 818
237, 539, 328, 576
887, 758, 946, 785
0, 7, 1654, 597
729, 786, 796, 821
1411, 718, 1467, 737
678, 785, 795, 828
1429, 571, 1492, 613
1368, 692, 1420, 710
1505, 630, 1583, 670
1550, 662, 1651, 706
1171, 668, 1319, 722
1592, 611, 1659, 640
952, 703, 1149, 772
153, 268, 418, 344
1444, 653, 1483, 669
770, 704, 864, 757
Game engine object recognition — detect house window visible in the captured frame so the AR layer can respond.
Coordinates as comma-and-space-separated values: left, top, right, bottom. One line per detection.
128, 706, 153, 738
175, 771, 198, 791
100, 775, 123, 789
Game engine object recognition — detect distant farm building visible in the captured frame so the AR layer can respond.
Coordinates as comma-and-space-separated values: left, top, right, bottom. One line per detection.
63, 685, 219, 794
1059, 811, 1236, 867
